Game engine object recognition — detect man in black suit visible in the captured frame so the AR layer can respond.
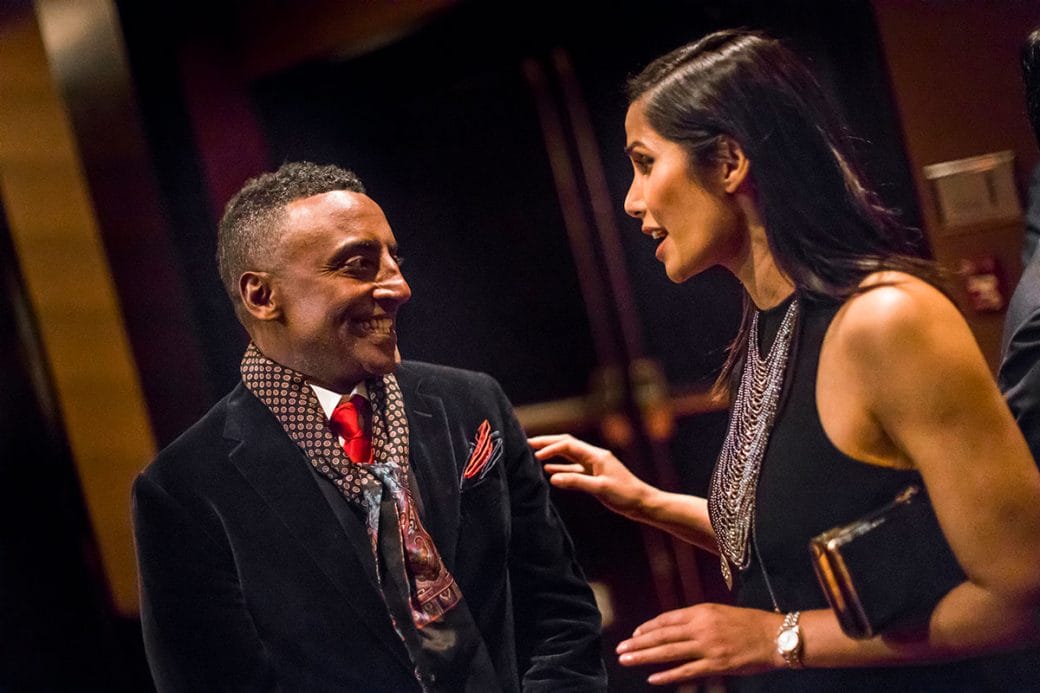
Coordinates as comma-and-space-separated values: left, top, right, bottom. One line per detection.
1001, 27, 1040, 463
131, 162, 606, 692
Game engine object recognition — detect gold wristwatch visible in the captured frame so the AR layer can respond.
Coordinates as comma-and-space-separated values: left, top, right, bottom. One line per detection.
776, 611, 804, 669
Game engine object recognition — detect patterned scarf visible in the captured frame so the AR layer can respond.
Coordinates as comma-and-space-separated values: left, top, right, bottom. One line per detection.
240, 343, 462, 629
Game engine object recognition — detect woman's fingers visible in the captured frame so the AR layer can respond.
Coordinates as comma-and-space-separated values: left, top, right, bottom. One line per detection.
546, 472, 604, 493
530, 441, 577, 461
530, 433, 644, 510
618, 621, 694, 656
632, 607, 688, 636
646, 661, 710, 686
617, 604, 780, 683
527, 434, 572, 450
529, 434, 602, 457
616, 616, 714, 685
531, 436, 604, 495
618, 627, 700, 664
541, 462, 587, 474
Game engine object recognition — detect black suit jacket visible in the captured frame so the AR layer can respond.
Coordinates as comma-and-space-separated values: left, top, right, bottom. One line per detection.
1000, 253, 1040, 464
132, 361, 605, 692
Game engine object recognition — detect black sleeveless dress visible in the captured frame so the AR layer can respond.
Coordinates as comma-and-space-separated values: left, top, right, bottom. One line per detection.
725, 294, 1040, 692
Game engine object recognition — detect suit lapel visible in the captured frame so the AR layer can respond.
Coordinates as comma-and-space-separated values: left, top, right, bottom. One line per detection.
223, 384, 412, 673
397, 368, 462, 570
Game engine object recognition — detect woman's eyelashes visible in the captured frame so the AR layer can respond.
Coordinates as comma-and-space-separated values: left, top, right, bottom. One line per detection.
631, 153, 653, 174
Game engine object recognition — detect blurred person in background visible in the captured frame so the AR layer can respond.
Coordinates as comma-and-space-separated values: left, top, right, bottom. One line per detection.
1001, 26, 1040, 465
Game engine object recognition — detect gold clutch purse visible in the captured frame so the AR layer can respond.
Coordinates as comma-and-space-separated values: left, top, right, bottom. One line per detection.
809, 484, 965, 639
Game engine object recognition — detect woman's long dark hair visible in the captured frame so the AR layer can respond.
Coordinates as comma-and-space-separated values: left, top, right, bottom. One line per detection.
626, 28, 943, 394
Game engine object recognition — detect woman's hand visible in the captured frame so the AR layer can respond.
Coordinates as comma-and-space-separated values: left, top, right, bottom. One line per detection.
528, 434, 655, 521
616, 603, 784, 685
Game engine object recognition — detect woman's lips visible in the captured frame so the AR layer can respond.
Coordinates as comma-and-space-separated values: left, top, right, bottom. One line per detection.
650, 229, 668, 260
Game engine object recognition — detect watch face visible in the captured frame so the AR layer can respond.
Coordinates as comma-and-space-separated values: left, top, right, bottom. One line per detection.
778, 629, 799, 653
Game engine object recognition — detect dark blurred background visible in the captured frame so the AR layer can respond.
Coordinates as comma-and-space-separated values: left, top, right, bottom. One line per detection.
1, 1, 1037, 690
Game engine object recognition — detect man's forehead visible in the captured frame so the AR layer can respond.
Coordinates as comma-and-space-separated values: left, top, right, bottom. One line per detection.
284, 189, 376, 219
276, 189, 396, 255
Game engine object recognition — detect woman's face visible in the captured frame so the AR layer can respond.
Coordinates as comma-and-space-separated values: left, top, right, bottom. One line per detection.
623, 99, 744, 283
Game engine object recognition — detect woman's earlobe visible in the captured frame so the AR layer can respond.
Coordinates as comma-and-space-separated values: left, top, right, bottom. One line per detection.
720, 138, 751, 193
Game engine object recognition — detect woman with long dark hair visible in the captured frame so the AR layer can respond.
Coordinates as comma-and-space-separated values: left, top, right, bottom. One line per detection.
530, 29, 1040, 690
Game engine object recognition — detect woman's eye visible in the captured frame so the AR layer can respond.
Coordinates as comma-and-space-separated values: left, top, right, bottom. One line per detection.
633, 155, 652, 174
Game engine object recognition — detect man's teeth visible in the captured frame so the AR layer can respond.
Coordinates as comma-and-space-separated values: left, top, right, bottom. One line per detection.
359, 318, 393, 333
652, 230, 667, 240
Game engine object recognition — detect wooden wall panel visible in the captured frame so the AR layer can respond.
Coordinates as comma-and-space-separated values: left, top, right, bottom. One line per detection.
871, 0, 1040, 371
0, 8, 154, 617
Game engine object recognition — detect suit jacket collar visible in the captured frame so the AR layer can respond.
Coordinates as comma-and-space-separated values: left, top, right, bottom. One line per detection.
221, 382, 413, 673
395, 365, 462, 570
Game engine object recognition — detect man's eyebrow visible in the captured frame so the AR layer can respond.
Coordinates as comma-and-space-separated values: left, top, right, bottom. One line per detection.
327, 238, 379, 262
326, 238, 403, 263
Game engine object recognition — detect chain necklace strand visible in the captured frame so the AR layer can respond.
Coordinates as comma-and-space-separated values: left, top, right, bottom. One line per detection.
708, 299, 799, 589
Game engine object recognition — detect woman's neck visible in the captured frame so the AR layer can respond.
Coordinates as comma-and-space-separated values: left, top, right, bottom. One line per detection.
730, 221, 795, 310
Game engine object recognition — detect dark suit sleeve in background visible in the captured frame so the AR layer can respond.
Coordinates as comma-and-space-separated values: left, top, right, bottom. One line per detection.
999, 263, 1040, 466
484, 374, 608, 692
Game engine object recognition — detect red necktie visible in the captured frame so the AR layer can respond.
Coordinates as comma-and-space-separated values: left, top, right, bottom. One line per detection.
330, 394, 372, 464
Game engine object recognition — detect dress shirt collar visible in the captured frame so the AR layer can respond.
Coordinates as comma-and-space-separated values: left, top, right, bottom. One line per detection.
309, 381, 369, 421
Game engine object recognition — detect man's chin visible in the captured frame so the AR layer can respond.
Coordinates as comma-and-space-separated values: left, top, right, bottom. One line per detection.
361, 353, 401, 378
316, 352, 398, 391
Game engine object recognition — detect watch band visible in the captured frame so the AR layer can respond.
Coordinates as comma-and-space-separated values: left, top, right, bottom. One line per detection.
777, 610, 804, 669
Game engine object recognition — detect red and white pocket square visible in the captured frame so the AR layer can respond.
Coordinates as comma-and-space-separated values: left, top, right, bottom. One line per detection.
462, 419, 502, 483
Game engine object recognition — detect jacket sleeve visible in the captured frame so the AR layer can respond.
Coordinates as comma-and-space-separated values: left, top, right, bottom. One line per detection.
485, 375, 607, 691
999, 301, 1040, 465
132, 471, 279, 693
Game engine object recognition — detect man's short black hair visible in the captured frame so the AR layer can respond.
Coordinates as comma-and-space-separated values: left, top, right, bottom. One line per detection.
216, 161, 365, 316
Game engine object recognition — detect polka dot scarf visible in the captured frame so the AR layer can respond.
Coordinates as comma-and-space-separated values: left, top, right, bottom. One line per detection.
240, 343, 461, 629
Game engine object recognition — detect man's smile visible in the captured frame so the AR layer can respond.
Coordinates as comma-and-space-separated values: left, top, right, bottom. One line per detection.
353, 316, 395, 335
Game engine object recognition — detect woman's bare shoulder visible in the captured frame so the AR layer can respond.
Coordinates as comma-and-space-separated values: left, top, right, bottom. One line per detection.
828, 271, 966, 362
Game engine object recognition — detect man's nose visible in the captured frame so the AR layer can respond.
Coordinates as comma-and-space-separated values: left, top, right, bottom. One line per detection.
374, 268, 411, 305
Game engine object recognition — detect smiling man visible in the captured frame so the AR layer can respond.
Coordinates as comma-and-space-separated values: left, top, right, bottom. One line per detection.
131, 162, 605, 692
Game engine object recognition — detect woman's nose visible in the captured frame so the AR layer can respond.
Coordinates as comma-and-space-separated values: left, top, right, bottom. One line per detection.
624, 180, 644, 219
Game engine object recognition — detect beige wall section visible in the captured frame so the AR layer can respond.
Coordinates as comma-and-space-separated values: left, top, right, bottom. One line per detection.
0, 10, 155, 617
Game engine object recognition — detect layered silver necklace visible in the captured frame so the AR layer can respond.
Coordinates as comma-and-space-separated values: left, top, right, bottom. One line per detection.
709, 298, 799, 589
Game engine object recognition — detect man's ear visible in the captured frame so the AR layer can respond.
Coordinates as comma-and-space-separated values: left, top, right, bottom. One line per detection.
718, 136, 750, 194
240, 271, 280, 321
